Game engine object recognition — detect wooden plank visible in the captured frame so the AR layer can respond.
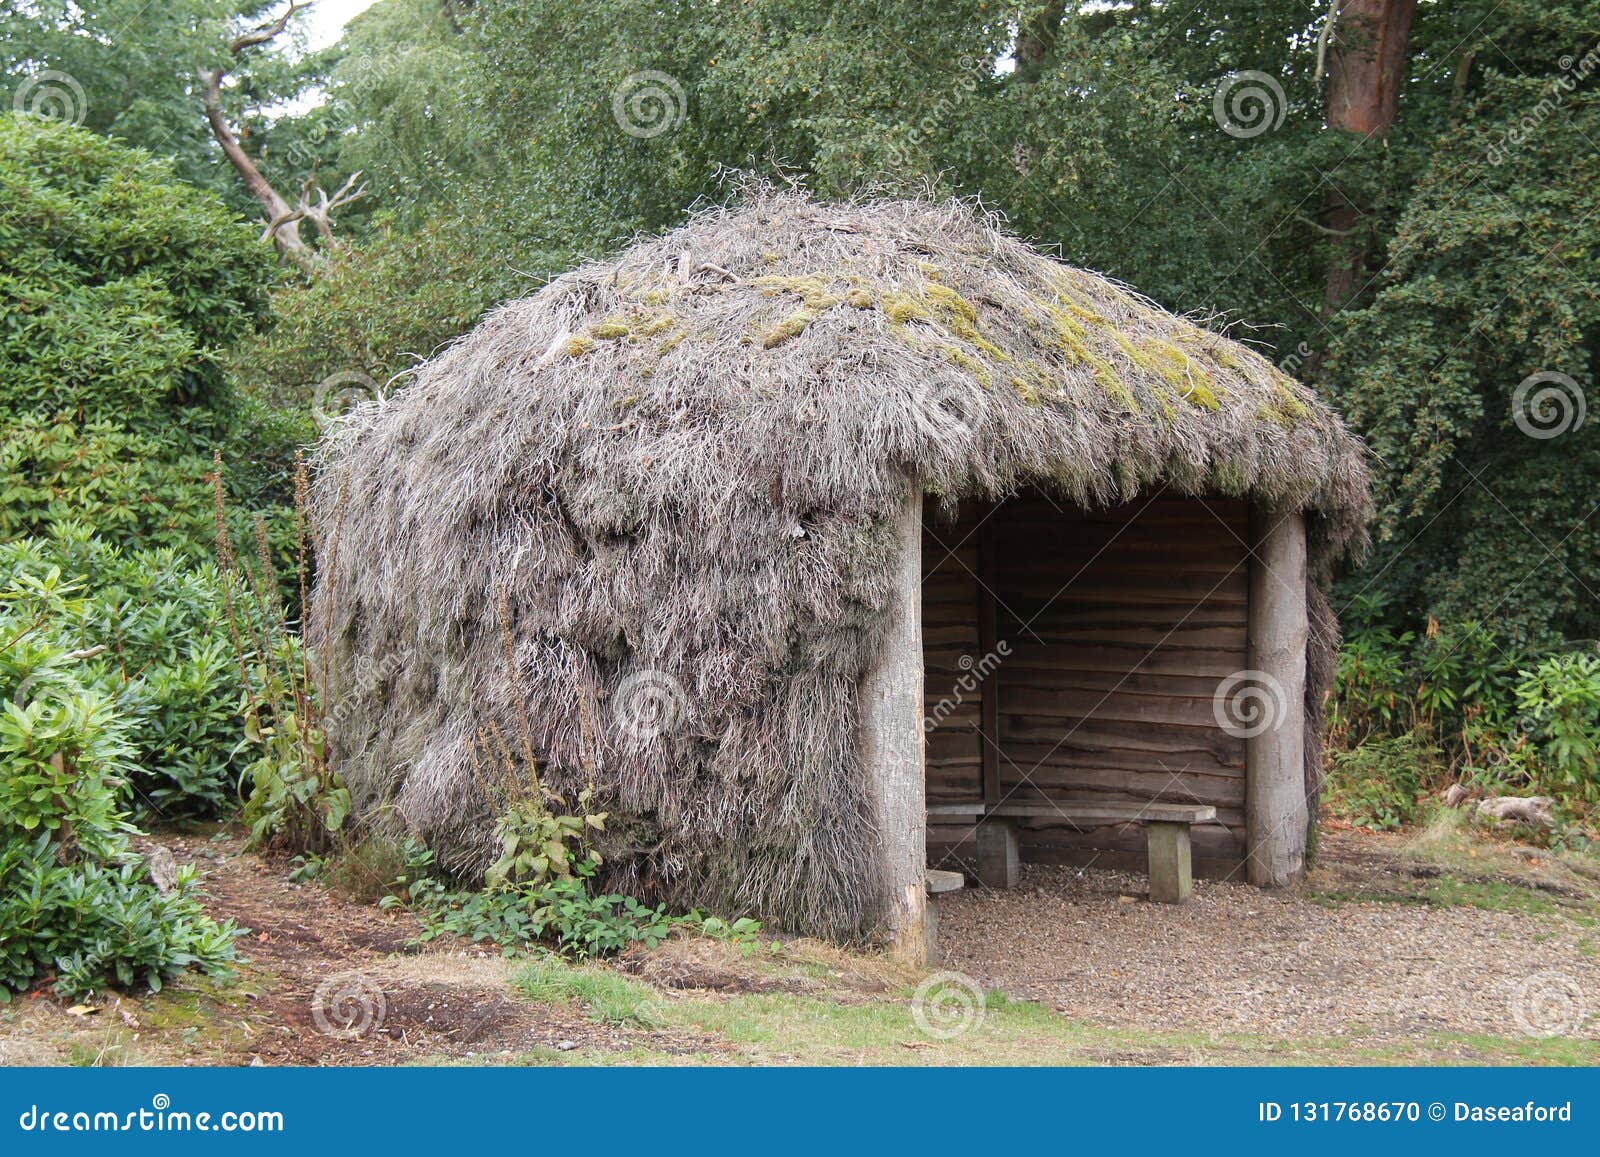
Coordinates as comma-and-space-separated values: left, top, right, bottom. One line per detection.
998, 569, 1248, 598
1002, 666, 1240, 699
989, 801, 1217, 824
998, 716, 1245, 763
927, 802, 986, 816
999, 603, 1246, 629
1006, 766, 1245, 805
1017, 821, 1243, 859
996, 740, 1243, 774
995, 793, 1245, 829
929, 801, 1217, 823
1001, 624, 1247, 650
1001, 643, 1249, 679
995, 686, 1225, 728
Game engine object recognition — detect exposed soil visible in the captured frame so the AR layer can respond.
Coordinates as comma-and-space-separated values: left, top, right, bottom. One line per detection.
0, 831, 725, 1066
938, 828, 1600, 1045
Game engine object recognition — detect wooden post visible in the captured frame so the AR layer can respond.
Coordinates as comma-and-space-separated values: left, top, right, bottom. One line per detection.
860, 490, 930, 962
1145, 821, 1192, 903
1245, 507, 1309, 887
975, 819, 1020, 889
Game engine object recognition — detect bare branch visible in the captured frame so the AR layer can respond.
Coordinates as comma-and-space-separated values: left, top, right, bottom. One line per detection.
228, 0, 313, 57
1296, 213, 1358, 238
1313, 0, 1341, 83
197, 2, 365, 274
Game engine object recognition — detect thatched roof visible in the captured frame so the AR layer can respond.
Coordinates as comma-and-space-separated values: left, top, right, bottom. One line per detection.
310, 190, 1368, 937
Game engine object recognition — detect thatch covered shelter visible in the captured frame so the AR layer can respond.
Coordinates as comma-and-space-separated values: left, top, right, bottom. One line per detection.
310, 190, 1368, 959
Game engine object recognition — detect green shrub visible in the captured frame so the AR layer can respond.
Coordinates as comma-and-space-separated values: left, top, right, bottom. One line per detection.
1330, 608, 1599, 820
296, 837, 436, 904
0, 114, 271, 424
0, 836, 240, 999
1516, 652, 1600, 805
0, 567, 239, 999
404, 865, 677, 960
1325, 732, 1441, 831
1, 530, 253, 819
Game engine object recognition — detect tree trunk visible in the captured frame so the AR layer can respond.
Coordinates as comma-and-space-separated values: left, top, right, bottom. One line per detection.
858, 490, 929, 962
1320, 0, 1417, 317
1245, 509, 1309, 888
200, 68, 313, 274
1014, 1, 1067, 82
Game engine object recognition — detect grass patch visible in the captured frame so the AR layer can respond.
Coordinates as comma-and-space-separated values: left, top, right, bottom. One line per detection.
503, 962, 1600, 1067
512, 958, 664, 1028
67, 1030, 139, 1067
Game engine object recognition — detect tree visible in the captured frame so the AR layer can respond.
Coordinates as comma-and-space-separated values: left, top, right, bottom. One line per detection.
198, 1, 367, 272
105, 0, 1593, 636
3, 0, 364, 270
1319, 0, 1417, 317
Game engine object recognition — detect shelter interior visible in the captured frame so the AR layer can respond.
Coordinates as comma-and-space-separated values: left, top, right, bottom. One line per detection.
921, 491, 1250, 879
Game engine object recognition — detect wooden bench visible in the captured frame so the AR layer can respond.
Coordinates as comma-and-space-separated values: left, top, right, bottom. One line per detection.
927, 801, 1217, 903
912, 868, 965, 965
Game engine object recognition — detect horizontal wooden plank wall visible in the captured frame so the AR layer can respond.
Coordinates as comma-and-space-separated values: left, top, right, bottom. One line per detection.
923, 492, 1250, 879
921, 504, 987, 808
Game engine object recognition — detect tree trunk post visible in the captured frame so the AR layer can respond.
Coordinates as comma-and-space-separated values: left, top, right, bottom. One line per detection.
859, 489, 929, 963
1245, 507, 1309, 887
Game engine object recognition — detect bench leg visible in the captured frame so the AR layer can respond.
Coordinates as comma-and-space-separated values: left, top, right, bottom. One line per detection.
1146, 821, 1193, 904
976, 819, 1020, 889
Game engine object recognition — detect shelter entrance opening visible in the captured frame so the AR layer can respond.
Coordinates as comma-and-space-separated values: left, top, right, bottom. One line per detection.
920, 492, 1253, 887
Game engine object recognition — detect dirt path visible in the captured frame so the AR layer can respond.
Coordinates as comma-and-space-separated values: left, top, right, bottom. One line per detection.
0, 831, 724, 1066
938, 829, 1600, 1045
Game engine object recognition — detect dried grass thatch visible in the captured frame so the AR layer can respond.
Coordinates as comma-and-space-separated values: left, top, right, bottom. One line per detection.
310, 189, 1368, 937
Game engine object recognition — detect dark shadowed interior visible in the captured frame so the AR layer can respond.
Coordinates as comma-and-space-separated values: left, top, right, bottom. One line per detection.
923, 491, 1250, 879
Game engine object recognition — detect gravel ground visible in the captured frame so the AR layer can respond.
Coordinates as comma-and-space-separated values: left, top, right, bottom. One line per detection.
938, 848, 1600, 1044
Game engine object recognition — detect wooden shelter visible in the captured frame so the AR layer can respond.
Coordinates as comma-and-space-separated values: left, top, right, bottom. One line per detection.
311, 190, 1367, 960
